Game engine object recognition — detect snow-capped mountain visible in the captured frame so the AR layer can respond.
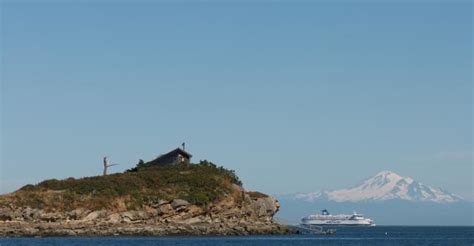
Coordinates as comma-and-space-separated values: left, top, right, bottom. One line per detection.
275, 171, 471, 225
293, 171, 461, 203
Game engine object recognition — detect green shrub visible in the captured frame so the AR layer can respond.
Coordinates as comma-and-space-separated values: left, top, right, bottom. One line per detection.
19, 184, 35, 191
186, 192, 210, 206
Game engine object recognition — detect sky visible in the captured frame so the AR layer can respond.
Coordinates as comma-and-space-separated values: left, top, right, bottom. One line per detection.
1, 1, 473, 200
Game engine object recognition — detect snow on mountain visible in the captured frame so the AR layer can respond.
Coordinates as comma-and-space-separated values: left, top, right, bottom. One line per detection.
294, 171, 462, 203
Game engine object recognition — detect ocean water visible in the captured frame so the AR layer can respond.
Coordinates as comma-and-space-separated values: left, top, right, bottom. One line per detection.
0, 226, 473, 246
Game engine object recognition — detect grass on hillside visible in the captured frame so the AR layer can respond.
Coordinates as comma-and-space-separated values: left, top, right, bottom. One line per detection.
0, 160, 243, 212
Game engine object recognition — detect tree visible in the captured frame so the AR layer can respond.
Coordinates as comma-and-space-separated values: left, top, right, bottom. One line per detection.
103, 156, 119, 176
126, 159, 148, 172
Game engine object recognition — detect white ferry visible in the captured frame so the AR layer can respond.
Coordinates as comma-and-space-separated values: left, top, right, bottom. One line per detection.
301, 209, 375, 227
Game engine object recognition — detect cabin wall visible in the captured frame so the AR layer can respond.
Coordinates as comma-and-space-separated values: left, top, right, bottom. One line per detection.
150, 153, 190, 166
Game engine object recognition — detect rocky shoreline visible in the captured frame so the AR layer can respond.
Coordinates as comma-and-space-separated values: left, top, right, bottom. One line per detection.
0, 190, 293, 237
0, 220, 289, 237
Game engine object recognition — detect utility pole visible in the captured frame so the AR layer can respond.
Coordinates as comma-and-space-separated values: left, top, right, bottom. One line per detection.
103, 156, 119, 176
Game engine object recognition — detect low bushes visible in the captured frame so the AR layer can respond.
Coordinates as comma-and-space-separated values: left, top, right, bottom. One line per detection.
9, 160, 243, 211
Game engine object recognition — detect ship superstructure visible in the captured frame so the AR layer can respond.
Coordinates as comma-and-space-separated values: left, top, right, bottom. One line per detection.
301, 209, 375, 227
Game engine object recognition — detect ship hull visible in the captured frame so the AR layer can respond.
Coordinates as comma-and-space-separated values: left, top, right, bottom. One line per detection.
302, 223, 375, 227
301, 219, 375, 227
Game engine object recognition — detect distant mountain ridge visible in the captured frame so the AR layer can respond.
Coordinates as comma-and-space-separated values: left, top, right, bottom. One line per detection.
293, 171, 461, 203
275, 171, 472, 225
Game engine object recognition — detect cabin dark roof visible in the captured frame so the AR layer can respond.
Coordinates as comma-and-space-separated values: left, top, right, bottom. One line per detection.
149, 148, 192, 164
161, 148, 192, 158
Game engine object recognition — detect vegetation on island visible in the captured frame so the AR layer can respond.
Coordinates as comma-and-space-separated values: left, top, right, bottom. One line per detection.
0, 160, 243, 212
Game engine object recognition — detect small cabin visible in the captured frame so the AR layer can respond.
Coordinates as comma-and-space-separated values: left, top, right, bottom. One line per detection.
148, 148, 192, 166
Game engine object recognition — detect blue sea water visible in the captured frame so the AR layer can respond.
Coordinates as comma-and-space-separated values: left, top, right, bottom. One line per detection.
0, 226, 473, 246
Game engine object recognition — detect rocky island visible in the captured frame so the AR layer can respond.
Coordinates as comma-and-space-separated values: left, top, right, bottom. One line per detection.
0, 150, 291, 237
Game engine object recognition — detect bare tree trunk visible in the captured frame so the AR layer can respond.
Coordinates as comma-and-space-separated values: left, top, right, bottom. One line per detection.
103, 157, 108, 176
103, 156, 119, 176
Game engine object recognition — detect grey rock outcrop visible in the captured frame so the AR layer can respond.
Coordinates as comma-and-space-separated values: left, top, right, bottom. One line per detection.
0, 191, 292, 237
0, 208, 13, 221
171, 199, 189, 209
82, 210, 106, 222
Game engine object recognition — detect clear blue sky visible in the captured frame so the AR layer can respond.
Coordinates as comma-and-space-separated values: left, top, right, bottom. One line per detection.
1, 1, 472, 199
